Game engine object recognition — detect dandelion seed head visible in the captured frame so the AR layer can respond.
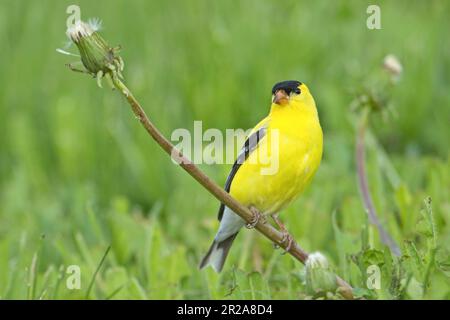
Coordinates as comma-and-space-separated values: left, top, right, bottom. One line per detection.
306, 252, 329, 269
305, 251, 337, 295
88, 18, 102, 32
66, 20, 94, 43
63, 17, 123, 79
383, 54, 403, 77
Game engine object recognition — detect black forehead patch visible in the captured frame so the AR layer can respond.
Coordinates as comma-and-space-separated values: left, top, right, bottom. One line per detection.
271, 80, 302, 95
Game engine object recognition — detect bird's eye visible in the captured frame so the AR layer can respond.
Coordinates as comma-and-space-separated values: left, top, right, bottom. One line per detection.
289, 88, 301, 96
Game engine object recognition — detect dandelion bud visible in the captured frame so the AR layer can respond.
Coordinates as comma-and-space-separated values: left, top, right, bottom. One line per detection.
383, 54, 403, 81
66, 20, 123, 79
305, 252, 337, 295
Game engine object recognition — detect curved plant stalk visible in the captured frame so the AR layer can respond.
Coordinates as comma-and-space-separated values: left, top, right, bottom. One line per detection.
356, 108, 401, 256
110, 74, 354, 299
64, 19, 356, 299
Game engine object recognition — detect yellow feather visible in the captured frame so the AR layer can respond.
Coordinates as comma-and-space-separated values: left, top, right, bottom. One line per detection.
229, 83, 323, 214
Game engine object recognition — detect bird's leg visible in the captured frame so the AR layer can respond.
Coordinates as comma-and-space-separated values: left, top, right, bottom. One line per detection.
245, 206, 266, 229
271, 214, 295, 253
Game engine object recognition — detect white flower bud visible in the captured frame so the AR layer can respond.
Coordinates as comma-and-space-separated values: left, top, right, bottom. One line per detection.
383, 54, 403, 79
66, 19, 123, 79
305, 252, 337, 296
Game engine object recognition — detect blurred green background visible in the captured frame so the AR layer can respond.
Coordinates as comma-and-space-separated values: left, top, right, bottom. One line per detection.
0, 0, 448, 299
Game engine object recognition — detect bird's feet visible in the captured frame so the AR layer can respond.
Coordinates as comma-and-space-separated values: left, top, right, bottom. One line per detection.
271, 214, 295, 253
280, 231, 295, 254
245, 206, 266, 229
272, 232, 295, 252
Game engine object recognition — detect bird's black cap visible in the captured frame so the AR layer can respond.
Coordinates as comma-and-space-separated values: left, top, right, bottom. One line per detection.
272, 80, 302, 95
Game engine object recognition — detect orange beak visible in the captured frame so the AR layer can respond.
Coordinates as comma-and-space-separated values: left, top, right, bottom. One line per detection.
273, 89, 289, 105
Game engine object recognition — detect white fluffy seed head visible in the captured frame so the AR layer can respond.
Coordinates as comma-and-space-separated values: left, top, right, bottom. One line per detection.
383, 54, 403, 77
87, 18, 102, 32
66, 18, 102, 43
66, 20, 94, 42
306, 252, 329, 269
305, 251, 337, 295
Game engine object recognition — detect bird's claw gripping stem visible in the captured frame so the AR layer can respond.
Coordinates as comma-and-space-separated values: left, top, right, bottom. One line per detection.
245, 207, 265, 229
270, 213, 294, 253
280, 231, 295, 254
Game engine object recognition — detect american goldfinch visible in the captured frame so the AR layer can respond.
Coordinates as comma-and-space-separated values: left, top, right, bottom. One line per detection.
200, 80, 323, 272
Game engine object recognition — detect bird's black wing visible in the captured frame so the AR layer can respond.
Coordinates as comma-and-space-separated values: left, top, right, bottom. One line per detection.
217, 126, 267, 221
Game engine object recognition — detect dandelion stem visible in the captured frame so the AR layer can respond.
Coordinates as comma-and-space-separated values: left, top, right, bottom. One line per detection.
63, 18, 355, 298
109, 75, 356, 299
356, 108, 401, 256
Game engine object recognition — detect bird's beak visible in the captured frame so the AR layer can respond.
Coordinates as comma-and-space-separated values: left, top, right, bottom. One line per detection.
273, 90, 289, 105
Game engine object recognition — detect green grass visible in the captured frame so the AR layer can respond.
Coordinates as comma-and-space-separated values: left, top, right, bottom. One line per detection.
0, 0, 449, 299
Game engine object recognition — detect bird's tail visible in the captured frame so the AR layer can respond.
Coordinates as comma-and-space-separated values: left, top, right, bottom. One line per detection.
199, 233, 238, 272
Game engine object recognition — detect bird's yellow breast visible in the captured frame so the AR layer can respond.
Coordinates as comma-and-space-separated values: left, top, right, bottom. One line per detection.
229, 97, 323, 214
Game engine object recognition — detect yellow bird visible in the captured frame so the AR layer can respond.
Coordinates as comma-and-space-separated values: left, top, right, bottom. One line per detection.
200, 80, 323, 272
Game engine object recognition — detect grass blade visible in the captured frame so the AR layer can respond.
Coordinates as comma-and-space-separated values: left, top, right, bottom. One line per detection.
85, 245, 111, 299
